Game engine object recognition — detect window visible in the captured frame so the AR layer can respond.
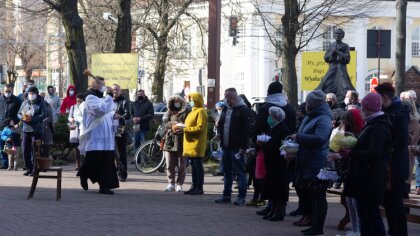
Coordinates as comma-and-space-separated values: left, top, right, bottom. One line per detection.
236, 25, 246, 56
322, 26, 337, 51
412, 27, 420, 57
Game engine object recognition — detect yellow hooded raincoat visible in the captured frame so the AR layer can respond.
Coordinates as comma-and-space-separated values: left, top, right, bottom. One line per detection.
183, 92, 208, 158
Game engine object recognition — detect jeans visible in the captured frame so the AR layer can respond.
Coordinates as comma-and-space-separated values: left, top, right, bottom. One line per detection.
384, 179, 408, 236
0, 139, 8, 168
134, 130, 148, 149
357, 199, 386, 236
190, 157, 204, 190
22, 132, 41, 173
222, 148, 247, 199
416, 155, 420, 188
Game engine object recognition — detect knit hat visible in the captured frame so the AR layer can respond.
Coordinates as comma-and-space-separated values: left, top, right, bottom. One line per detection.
269, 106, 286, 123
361, 92, 382, 112
306, 90, 326, 108
267, 81, 283, 95
27, 86, 39, 94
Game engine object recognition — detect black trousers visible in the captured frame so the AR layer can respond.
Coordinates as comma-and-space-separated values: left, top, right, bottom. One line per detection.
115, 136, 128, 179
190, 157, 204, 190
357, 199, 386, 236
22, 132, 41, 173
77, 150, 119, 190
384, 179, 408, 236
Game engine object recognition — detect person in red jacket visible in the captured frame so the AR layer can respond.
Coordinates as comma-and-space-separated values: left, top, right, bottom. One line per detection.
60, 85, 77, 114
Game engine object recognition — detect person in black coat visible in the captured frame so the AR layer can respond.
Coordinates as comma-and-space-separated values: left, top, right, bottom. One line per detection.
375, 83, 409, 236
255, 80, 296, 216
0, 84, 21, 169
131, 89, 154, 149
340, 92, 392, 236
259, 106, 291, 221
112, 84, 131, 182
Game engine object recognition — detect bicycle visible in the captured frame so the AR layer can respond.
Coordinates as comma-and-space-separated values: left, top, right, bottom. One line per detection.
133, 124, 166, 174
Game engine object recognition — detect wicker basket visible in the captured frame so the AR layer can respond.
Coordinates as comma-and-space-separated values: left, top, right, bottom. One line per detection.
37, 157, 53, 169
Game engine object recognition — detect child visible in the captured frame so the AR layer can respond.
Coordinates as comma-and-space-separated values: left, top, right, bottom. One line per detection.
1, 119, 20, 171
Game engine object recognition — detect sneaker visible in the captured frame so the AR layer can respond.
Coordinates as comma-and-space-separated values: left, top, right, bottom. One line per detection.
215, 196, 231, 203
255, 200, 266, 207
233, 198, 246, 206
246, 200, 257, 206
165, 184, 175, 192
176, 185, 183, 192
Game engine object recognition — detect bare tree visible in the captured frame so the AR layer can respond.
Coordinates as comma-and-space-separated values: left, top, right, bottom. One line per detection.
253, 0, 378, 107
395, 0, 407, 95
2, 0, 47, 83
41, 0, 88, 92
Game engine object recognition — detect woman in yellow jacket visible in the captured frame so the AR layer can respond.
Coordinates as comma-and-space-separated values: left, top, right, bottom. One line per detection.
178, 92, 208, 195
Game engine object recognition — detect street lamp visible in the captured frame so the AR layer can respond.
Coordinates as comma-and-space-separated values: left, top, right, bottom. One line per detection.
103, 12, 118, 23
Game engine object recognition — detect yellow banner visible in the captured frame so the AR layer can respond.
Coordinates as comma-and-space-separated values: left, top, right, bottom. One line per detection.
91, 53, 139, 89
301, 51, 357, 90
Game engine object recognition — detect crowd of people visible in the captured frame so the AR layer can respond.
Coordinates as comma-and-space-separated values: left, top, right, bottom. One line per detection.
0, 76, 419, 236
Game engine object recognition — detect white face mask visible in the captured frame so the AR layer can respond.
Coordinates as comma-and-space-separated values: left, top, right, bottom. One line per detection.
217, 110, 222, 115
69, 90, 75, 96
344, 97, 350, 105
100, 85, 107, 93
28, 94, 37, 101
174, 102, 181, 109
4, 92, 11, 98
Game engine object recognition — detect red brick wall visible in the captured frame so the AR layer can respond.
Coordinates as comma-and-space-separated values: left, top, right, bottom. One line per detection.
405, 67, 420, 99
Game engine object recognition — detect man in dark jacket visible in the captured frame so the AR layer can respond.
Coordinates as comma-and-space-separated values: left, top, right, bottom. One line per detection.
326, 93, 345, 128
0, 84, 21, 168
375, 82, 409, 236
18, 87, 46, 176
131, 89, 154, 149
112, 84, 131, 182
254, 81, 296, 139
215, 88, 252, 206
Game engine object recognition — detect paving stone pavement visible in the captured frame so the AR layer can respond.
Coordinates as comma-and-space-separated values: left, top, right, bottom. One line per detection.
0, 166, 419, 236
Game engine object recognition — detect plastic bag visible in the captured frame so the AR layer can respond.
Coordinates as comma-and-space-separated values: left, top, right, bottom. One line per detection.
255, 150, 266, 179
329, 131, 357, 152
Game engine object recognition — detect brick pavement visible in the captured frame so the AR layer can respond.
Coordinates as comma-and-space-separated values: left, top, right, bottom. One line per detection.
0, 166, 419, 236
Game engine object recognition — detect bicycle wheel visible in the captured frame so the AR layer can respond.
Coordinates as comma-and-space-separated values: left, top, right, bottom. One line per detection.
134, 140, 165, 174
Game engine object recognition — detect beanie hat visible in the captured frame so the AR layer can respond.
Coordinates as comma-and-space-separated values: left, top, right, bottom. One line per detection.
306, 90, 326, 108
267, 81, 283, 95
361, 92, 382, 112
269, 106, 286, 123
27, 86, 39, 94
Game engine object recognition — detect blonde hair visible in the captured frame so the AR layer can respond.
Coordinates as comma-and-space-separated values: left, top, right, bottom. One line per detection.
401, 98, 420, 121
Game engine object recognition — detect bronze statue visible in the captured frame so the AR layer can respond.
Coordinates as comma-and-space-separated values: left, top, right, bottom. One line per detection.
316, 28, 355, 103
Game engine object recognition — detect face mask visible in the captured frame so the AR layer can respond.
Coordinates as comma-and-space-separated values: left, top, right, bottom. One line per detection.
28, 94, 37, 101
190, 101, 194, 107
344, 97, 350, 105
100, 85, 107, 93
4, 92, 11, 98
267, 115, 277, 127
174, 102, 181, 109
69, 90, 75, 96
217, 110, 222, 115
327, 101, 333, 108
48, 91, 54, 96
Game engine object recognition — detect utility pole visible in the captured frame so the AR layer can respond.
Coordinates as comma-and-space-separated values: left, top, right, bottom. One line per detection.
207, 0, 221, 109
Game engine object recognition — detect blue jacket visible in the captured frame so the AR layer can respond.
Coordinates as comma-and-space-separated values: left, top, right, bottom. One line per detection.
296, 103, 332, 180
384, 97, 410, 180
18, 96, 47, 133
